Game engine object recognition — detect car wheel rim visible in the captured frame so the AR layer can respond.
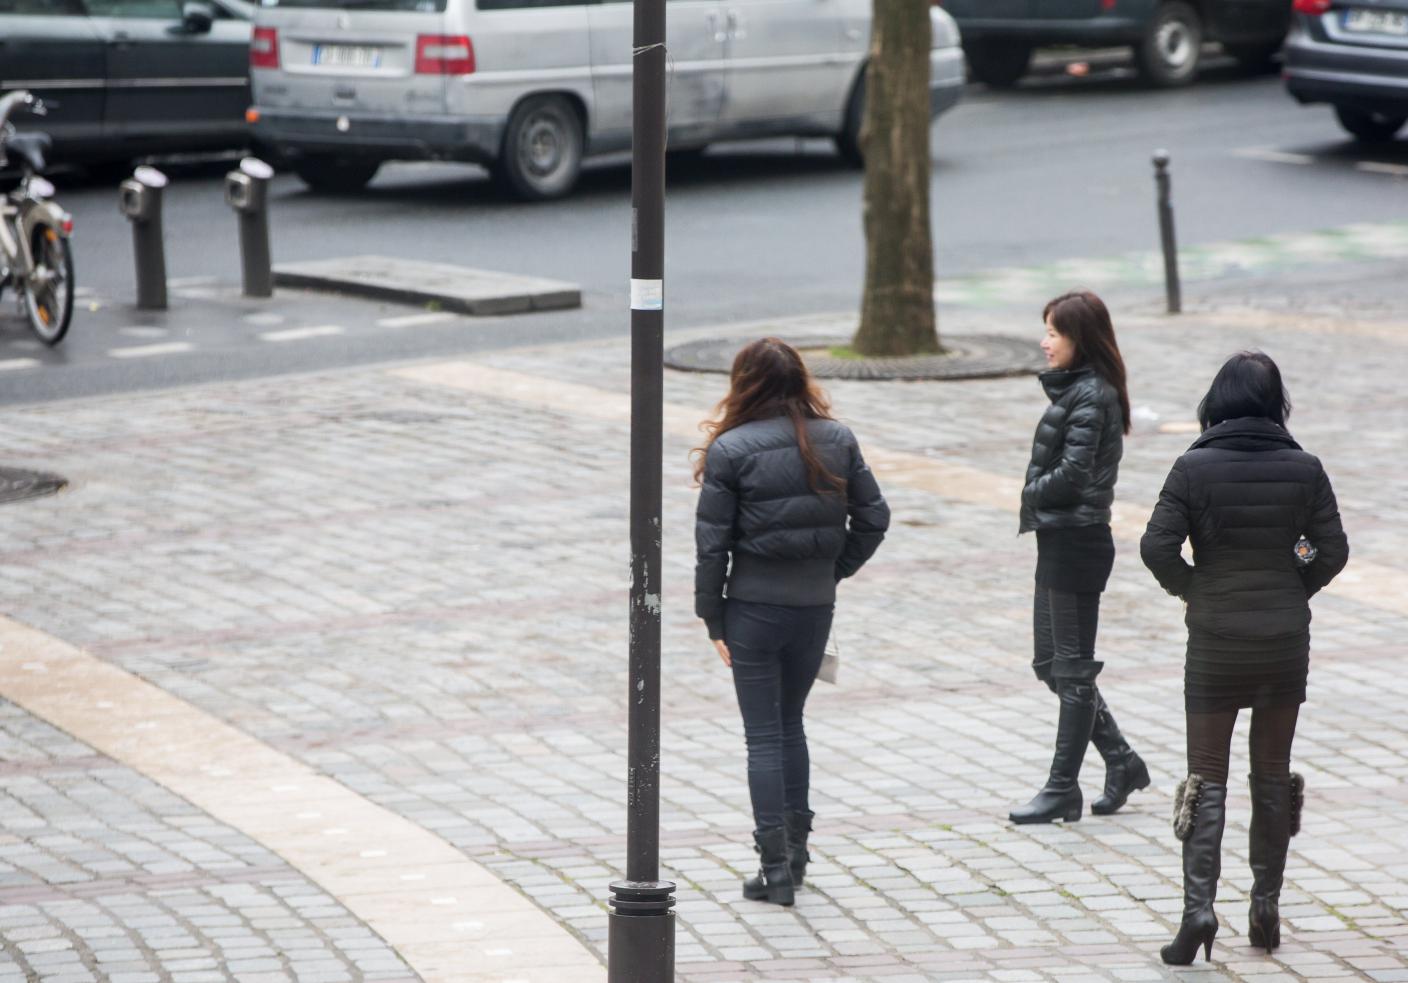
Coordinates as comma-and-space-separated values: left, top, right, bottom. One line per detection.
521, 112, 568, 180
1157, 19, 1195, 71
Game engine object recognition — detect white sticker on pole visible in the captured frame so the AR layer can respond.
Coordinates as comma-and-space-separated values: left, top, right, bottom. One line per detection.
630, 278, 664, 311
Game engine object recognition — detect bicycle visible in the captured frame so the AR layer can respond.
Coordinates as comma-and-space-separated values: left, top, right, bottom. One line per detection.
0, 90, 75, 346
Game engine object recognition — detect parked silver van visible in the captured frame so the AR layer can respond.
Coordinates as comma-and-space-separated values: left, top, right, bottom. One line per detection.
248, 0, 964, 199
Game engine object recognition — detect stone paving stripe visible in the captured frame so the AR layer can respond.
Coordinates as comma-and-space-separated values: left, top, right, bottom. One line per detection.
273, 256, 581, 316
1195, 309, 1408, 343
377, 312, 458, 329
258, 325, 347, 343
0, 615, 604, 983
393, 357, 1408, 619
107, 342, 195, 359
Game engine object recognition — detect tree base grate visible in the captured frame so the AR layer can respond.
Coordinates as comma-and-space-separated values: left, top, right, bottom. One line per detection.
665, 333, 1044, 381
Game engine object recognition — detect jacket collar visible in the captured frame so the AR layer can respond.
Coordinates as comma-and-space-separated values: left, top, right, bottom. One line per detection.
1190, 416, 1301, 451
1039, 365, 1094, 402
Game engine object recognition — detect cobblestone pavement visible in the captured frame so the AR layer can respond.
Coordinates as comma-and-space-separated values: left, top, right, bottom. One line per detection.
0, 259, 1405, 981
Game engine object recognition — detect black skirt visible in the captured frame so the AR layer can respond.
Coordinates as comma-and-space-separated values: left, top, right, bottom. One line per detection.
1035, 524, 1115, 594
1185, 628, 1309, 713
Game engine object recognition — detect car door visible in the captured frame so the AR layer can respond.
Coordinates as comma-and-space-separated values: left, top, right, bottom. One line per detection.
0, 0, 107, 155
586, 0, 727, 151
718, 0, 849, 129
87, 0, 250, 149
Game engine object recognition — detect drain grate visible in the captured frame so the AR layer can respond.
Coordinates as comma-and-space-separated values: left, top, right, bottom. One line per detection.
0, 467, 67, 505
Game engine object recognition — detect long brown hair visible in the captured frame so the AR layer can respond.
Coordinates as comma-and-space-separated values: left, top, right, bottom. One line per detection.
1043, 290, 1132, 435
692, 338, 844, 494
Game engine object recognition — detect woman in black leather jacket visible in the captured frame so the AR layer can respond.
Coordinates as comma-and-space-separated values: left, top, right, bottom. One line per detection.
695, 338, 889, 906
1010, 291, 1149, 825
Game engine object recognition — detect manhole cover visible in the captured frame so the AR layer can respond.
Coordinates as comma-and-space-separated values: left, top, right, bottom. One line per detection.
665, 334, 1045, 381
0, 467, 66, 505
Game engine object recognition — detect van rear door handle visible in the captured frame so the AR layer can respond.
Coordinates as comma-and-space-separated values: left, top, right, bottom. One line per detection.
705, 10, 727, 42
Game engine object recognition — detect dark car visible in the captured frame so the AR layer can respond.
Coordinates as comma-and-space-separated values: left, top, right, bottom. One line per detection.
0, 0, 252, 167
1284, 0, 1408, 142
942, 0, 1291, 88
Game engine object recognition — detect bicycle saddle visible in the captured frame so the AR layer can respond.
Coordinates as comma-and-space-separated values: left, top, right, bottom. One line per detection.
5, 132, 51, 174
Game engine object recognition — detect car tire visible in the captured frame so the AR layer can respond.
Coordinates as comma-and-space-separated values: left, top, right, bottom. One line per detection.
496, 94, 584, 201
1134, 1, 1203, 87
964, 42, 1033, 88
1335, 106, 1406, 143
293, 156, 380, 193
835, 72, 866, 168
1225, 40, 1282, 73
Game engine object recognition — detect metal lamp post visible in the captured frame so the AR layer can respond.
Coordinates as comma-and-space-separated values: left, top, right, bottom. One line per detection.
606, 0, 676, 975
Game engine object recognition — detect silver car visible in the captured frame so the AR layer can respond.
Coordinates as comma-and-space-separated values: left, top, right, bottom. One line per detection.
248, 0, 964, 199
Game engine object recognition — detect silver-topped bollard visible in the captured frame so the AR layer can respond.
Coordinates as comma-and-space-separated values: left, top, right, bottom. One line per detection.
224, 157, 275, 298
1152, 150, 1181, 315
118, 166, 169, 311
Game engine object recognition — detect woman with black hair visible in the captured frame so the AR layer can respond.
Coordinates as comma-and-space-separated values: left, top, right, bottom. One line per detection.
1011, 291, 1150, 825
695, 338, 889, 906
1142, 351, 1348, 964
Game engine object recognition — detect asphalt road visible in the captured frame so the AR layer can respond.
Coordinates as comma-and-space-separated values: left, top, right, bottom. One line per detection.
2, 54, 1406, 404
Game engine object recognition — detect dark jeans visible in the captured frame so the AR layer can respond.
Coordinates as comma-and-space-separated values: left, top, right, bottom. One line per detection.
725, 599, 834, 831
1187, 705, 1300, 785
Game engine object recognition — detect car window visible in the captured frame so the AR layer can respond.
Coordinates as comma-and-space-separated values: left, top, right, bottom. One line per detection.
84, 0, 182, 16
0, 0, 86, 13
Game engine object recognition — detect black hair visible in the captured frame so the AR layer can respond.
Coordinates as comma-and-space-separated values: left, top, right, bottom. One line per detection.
1197, 351, 1292, 431
1043, 290, 1132, 435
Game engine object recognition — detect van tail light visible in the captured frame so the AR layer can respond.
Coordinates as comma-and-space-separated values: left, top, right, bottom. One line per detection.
1292, 0, 1331, 12
416, 34, 475, 75
251, 27, 280, 69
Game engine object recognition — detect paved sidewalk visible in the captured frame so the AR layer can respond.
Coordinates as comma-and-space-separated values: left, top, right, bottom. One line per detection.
0, 262, 1405, 981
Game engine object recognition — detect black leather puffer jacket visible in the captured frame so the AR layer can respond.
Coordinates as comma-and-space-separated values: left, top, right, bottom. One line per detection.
1019, 367, 1124, 534
1140, 417, 1349, 640
694, 416, 889, 640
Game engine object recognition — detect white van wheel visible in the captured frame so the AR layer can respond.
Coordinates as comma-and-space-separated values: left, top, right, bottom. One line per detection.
498, 95, 584, 201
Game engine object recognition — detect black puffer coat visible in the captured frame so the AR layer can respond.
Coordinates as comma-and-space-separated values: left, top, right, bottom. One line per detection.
695, 416, 889, 640
1141, 417, 1349, 710
1019, 367, 1124, 534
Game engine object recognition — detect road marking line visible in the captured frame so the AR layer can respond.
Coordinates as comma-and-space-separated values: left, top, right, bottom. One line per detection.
395, 358, 1408, 618
1233, 147, 1315, 165
377, 312, 457, 329
1356, 160, 1408, 177
108, 342, 194, 359
0, 616, 604, 983
0, 358, 40, 371
168, 275, 220, 287
243, 312, 286, 326
118, 326, 168, 339
259, 325, 345, 343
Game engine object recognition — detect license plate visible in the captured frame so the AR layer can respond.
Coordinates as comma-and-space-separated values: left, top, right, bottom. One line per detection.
1343, 8, 1408, 35
312, 44, 383, 68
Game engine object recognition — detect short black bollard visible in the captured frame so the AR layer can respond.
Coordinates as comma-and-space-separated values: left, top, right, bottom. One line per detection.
224, 157, 275, 298
1152, 150, 1182, 315
118, 166, 169, 311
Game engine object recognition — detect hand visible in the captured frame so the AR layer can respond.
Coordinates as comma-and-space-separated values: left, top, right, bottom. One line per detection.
713, 639, 731, 667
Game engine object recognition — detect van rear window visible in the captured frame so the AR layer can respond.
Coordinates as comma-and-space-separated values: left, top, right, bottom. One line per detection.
267, 0, 447, 10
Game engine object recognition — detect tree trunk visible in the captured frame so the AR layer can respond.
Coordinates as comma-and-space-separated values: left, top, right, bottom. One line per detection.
852, 0, 940, 357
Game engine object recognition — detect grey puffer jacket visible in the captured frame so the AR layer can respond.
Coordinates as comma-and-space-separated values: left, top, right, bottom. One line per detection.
1019, 367, 1124, 534
694, 415, 889, 640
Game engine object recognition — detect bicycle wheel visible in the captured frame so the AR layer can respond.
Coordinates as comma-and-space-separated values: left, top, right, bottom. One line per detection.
25, 226, 73, 346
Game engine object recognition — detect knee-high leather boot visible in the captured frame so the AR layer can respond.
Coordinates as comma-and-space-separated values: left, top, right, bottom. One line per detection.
1009, 660, 1101, 824
1089, 693, 1151, 815
1161, 775, 1227, 965
1247, 772, 1303, 952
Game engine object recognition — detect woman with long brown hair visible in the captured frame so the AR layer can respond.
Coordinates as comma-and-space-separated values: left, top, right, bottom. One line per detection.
695, 338, 889, 906
1010, 291, 1150, 824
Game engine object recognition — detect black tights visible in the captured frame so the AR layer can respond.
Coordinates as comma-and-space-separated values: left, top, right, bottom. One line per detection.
1186, 705, 1300, 785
